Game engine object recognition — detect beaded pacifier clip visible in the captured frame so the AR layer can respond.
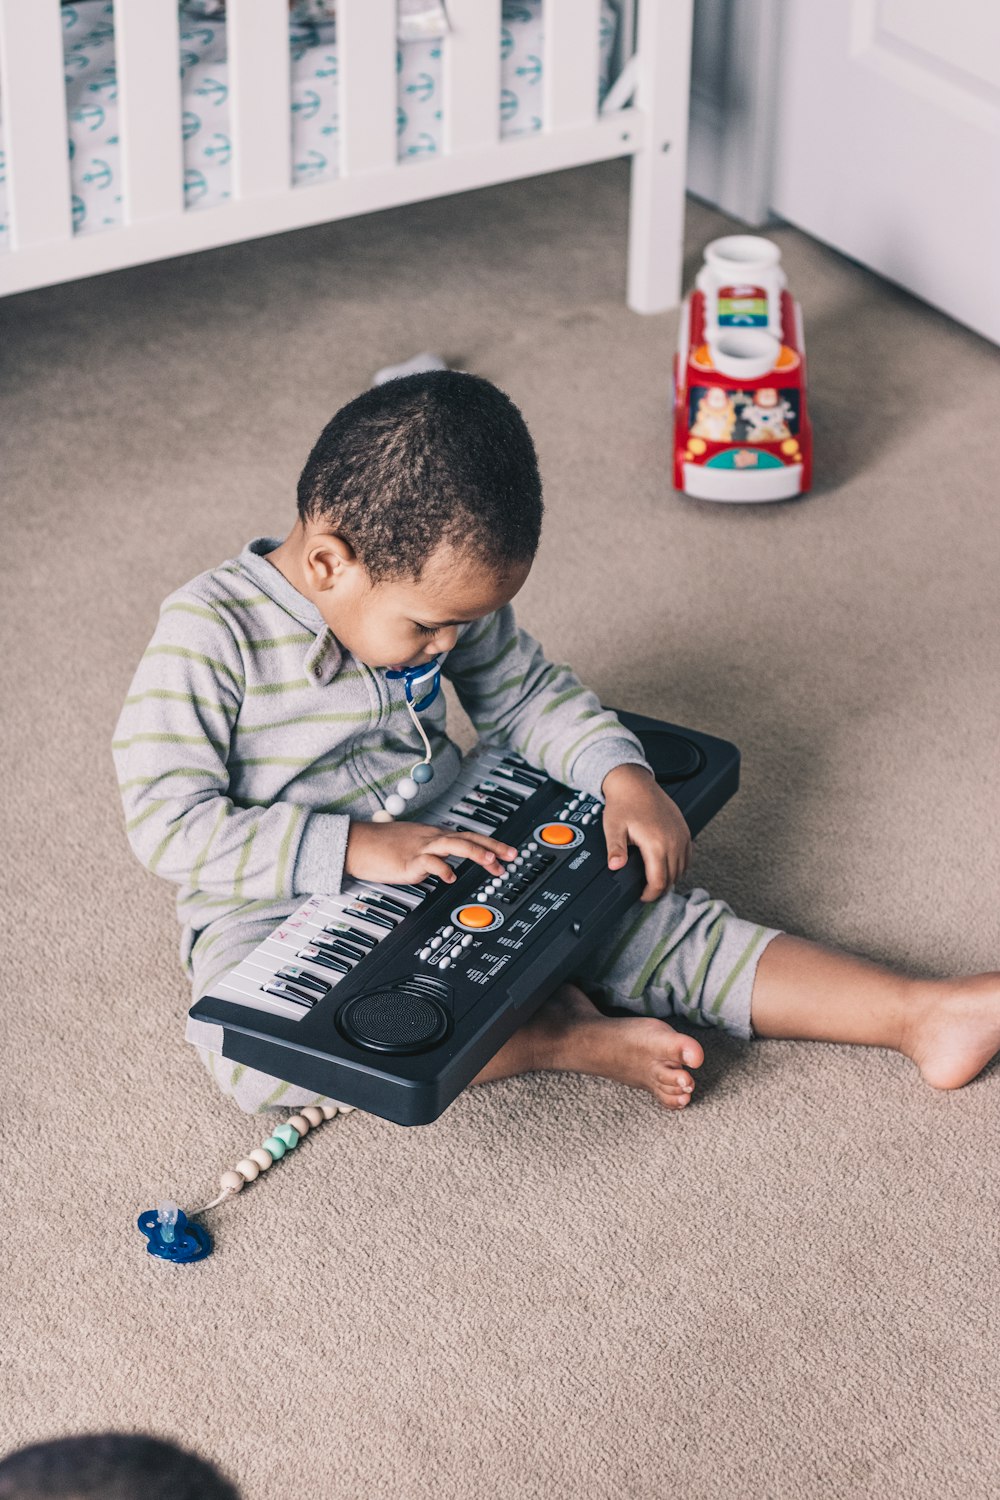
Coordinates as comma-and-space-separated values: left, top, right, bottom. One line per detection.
138, 1102, 356, 1263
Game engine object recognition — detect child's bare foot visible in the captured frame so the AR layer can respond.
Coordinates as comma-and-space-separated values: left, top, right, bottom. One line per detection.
901, 972, 1000, 1090
471, 982, 704, 1111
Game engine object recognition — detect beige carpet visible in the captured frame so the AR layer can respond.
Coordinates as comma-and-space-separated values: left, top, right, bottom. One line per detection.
2, 161, 998, 1499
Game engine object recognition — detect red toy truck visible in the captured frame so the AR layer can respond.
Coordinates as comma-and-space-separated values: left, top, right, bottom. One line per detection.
674, 236, 812, 502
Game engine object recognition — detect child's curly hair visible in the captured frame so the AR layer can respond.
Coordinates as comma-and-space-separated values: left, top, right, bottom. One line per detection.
296, 372, 544, 583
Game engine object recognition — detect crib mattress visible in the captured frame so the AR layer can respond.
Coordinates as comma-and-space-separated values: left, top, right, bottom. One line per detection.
0, 0, 618, 252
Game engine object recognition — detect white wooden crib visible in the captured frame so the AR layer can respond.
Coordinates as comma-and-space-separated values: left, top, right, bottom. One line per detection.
0, 0, 693, 311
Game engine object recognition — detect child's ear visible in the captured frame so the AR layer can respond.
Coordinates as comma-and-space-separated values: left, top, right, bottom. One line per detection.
307, 532, 357, 590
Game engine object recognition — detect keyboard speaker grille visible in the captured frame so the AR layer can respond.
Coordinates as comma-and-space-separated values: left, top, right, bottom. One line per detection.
338, 989, 450, 1054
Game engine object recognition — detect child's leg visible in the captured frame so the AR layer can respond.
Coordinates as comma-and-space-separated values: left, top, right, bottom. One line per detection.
748, 934, 1000, 1090
471, 891, 1000, 1106
473, 887, 779, 1110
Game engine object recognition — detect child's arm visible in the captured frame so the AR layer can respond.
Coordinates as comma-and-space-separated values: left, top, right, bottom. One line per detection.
113, 592, 349, 901
444, 607, 690, 900
444, 606, 651, 797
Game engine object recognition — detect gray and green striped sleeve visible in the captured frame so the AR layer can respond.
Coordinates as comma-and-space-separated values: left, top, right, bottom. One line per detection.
112, 593, 348, 899
443, 606, 652, 798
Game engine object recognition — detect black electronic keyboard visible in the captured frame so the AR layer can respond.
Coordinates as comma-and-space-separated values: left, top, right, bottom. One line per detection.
189, 711, 739, 1125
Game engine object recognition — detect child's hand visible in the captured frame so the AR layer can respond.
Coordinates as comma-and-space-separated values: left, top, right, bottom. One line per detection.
601, 764, 692, 902
345, 819, 516, 888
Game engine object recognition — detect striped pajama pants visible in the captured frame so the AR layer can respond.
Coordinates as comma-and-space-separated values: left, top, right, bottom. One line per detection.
185, 887, 782, 1115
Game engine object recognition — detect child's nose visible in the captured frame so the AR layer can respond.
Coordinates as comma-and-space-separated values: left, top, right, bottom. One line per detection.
433, 627, 459, 654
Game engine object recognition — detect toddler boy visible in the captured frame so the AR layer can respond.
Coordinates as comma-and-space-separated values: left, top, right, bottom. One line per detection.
113, 373, 999, 1115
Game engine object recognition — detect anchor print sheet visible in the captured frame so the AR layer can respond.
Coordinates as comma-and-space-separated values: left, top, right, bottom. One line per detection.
0, 0, 619, 251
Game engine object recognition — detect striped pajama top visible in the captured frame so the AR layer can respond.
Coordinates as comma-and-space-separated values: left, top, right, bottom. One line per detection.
112, 536, 651, 969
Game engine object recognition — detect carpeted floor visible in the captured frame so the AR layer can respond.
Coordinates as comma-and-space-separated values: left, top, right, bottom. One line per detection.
2, 161, 998, 1499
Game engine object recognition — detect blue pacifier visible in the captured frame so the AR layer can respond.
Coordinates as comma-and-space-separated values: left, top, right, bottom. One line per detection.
138, 1200, 213, 1263
385, 656, 442, 711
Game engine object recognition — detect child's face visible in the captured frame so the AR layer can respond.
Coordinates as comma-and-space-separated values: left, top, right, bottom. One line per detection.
295, 531, 531, 669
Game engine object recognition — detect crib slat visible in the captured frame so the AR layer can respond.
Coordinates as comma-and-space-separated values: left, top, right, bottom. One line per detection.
228, 0, 291, 198
628, 0, 694, 312
443, 0, 500, 154
545, 0, 602, 131
339, 0, 396, 175
115, 0, 183, 223
0, 0, 71, 248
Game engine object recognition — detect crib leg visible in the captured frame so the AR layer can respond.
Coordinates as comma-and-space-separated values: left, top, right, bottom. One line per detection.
626, 0, 695, 315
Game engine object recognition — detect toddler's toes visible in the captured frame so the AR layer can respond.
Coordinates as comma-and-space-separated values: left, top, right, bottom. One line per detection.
659, 1028, 705, 1072
654, 1062, 696, 1109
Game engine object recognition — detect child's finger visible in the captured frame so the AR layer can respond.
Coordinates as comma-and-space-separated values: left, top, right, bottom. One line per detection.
421, 855, 458, 884
602, 811, 630, 871
636, 838, 670, 902
428, 835, 511, 873
429, 827, 516, 863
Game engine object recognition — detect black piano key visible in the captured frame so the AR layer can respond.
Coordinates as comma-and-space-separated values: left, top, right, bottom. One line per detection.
365, 893, 410, 918
500, 757, 545, 780
358, 902, 402, 927
474, 782, 522, 808
468, 791, 520, 819
326, 939, 366, 964
323, 922, 378, 949
299, 947, 351, 975
479, 779, 526, 802
264, 981, 318, 1007
345, 903, 396, 931
455, 801, 503, 828
308, 933, 360, 962
497, 767, 540, 790
277, 966, 328, 994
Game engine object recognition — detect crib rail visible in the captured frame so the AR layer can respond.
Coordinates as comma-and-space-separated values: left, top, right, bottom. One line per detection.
0, 0, 71, 249
229, 0, 292, 199
444, 0, 501, 154
116, 0, 184, 222
547, 0, 602, 131
0, 0, 692, 309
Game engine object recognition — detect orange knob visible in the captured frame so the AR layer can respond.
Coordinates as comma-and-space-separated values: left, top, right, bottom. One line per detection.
539, 824, 576, 846
457, 905, 497, 929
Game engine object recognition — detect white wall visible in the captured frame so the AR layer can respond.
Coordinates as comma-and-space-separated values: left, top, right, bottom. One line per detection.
686, 0, 778, 225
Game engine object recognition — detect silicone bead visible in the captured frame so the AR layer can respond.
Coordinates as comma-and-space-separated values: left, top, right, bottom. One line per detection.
320, 1103, 339, 1120
288, 1114, 310, 1136
372, 809, 394, 823
412, 763, 434, 784
273, 1122, 299, 1149
262, 1135, 286, 1160
302, 1106, 324, 1128
220, 1170, 245, 1193
384, 793, 407, 817
249, 1147, 274, 1170
235, 1158, 260, 1182
397, 777, 419, 801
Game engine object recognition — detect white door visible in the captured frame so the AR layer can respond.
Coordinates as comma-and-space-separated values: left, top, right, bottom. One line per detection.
768, 0, 1000, 344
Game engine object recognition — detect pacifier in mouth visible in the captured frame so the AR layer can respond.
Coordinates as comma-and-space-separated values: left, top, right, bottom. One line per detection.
385, 655, 442, 711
